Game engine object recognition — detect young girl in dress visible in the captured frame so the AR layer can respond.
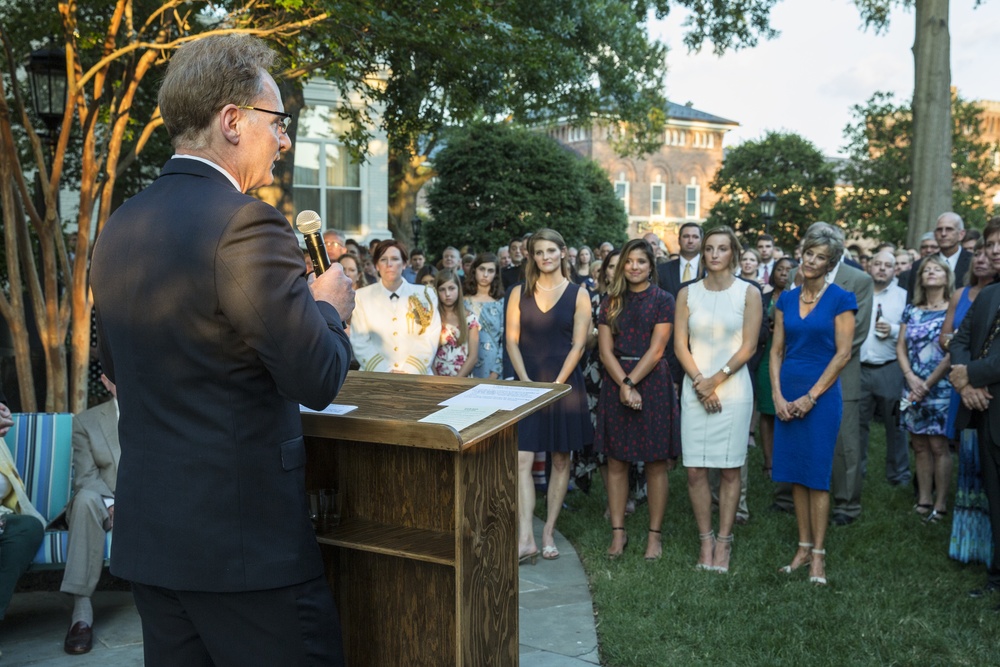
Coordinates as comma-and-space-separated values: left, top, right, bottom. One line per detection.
463, 253, 505, 379
433, 270, 480, 377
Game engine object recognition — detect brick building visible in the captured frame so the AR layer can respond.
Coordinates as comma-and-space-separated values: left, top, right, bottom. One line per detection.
544, 102, 738, 251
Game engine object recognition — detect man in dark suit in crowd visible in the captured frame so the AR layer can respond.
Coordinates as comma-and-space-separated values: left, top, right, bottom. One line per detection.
907, 212, 972, 302
657, 222, 703, 297
950, 216, 1000, 602
90, 35, 355, 665
60, 374, 120, 655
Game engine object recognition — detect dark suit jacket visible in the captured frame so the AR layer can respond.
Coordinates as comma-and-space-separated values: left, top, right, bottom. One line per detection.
91, 159, 352, 592
906, 249, 972, 302
951, 283, 1000, 438
656, 257, 703, 298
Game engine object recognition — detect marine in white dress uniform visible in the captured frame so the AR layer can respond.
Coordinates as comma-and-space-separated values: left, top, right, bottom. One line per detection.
351, 274, 441, 374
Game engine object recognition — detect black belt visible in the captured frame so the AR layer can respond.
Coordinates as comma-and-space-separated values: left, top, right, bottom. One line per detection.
861, 360, 896, 369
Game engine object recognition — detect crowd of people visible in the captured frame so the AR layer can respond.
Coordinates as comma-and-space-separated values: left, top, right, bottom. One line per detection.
318, 211, 1000, 593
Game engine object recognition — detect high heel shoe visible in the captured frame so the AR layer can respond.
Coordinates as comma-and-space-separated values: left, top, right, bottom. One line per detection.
608, 527, 628, 559
809, 548, 827, 585
645, 528, 662, 561
779, 542, 813, 574
519, 550, 539, 566
695, 531, 715, 571
713, 534, 733, 573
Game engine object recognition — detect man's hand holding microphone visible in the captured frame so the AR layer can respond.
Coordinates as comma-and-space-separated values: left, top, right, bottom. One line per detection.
297, 210, 355, 324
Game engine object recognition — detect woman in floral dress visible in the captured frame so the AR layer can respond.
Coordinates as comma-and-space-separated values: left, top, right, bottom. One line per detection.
898, 255, 954, 521
463, 253, 504, 379
433, 270, 480, 377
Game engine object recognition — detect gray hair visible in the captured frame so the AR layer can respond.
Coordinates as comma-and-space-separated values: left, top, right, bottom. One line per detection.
159, 35, 278, 149
938, 211, 964, 231
919, 231, 936, 243
800, 222, 845, 270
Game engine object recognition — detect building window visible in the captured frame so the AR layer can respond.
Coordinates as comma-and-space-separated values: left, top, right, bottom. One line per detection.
293, 104, 363, 232
650, 183, 665, 218
685, 183, 700, 219
615, 174, 629, 214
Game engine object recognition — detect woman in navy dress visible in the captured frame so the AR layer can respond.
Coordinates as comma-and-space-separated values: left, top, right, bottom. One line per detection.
771, 225, 856, 585
596, 239, 679, 560
507, 228, 594, 563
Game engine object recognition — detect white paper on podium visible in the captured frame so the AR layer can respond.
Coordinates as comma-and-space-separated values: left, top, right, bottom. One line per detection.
419, 405, 499, 431
299, 404, 358, 415
439, 384, 550, 411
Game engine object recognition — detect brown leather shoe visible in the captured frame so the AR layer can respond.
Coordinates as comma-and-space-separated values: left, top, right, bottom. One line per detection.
64, 621, 93, 655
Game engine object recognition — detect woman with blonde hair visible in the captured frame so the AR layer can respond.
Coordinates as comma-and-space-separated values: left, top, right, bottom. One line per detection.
507, 229, 593, 563
899, 254, 955, 522
674, 226, 762, 573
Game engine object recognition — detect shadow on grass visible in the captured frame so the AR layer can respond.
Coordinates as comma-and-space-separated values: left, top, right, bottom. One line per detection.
554, 425, 1000, 667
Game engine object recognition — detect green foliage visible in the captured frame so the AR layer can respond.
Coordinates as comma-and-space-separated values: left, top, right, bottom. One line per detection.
705, 132, 837, 250
839, 91, 1000, 245
425, 122, 627, 257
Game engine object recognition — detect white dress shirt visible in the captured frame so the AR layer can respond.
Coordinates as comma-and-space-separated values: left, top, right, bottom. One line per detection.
350, 280, 441, 374
680, 255, 701, 282
860, 283, 907, 364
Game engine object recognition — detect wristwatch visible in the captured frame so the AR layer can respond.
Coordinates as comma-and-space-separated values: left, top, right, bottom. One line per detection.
623, 377, 634, 388
721, 365, 732, 377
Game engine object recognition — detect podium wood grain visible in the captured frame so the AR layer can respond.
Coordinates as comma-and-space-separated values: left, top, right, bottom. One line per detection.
302, 372, 568, 666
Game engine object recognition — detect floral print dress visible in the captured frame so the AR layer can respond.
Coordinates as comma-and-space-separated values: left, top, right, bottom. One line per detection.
432, 312, 480, 376
901, 305, 949, 435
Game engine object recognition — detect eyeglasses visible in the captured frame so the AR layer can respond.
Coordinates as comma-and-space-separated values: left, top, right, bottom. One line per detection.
237, 105, 292, 133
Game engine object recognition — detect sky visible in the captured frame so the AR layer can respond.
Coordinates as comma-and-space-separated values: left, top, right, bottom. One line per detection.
649, 0, 1000, 158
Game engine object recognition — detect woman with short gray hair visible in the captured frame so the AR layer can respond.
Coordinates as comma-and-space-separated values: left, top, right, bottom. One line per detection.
770, 226, 856, 586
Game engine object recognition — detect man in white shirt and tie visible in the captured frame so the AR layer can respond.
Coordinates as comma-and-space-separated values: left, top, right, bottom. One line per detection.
657, 222, 702, 297
756, 233, 776, 284
859, 250, 911, 486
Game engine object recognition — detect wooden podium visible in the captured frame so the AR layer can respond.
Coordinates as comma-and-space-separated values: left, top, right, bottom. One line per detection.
301, 371, 569, 666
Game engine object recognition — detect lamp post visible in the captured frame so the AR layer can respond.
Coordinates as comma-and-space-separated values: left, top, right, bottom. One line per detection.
758, 189, 777, 235
27, 45, 68, 158
411, 216, 423, 250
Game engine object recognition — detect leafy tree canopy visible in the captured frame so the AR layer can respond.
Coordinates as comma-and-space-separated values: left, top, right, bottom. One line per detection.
425, 122, 627, 258
705, 131, 837, 250
839, 91, 1000, 245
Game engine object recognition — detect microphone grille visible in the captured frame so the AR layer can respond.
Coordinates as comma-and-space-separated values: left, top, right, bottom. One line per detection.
295, 210, 322, 235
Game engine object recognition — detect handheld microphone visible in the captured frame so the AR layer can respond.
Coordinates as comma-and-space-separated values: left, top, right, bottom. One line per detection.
295, 210, 331, 276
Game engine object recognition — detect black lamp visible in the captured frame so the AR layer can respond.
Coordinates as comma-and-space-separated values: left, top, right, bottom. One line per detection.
27, 45, 68, 139
758, 189, 777, 233
411, 216, 423, 250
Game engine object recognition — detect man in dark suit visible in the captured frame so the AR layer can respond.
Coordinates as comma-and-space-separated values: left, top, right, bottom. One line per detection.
60, 374, 121, 655
907, 212, 972, 302
657, 222, 703, 297
950, 216, 1000, 601
90, 35, 355, 665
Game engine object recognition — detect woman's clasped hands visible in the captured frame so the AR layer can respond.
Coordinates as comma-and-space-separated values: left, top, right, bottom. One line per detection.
775, 394, 814, 422
620, 383, 643, 411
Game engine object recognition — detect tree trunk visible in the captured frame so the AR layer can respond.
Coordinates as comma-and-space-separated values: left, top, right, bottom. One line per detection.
387, 146, 435, 248
908, 0, 952, 248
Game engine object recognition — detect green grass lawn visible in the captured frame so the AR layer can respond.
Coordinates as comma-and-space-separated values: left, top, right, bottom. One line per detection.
555, 425, 1000, 666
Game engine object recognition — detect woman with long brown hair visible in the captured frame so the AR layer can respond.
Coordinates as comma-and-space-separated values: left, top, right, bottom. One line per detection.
507, 229, 593, 563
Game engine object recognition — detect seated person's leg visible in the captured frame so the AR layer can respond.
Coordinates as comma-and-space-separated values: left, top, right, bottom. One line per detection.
0, 514, 45, 619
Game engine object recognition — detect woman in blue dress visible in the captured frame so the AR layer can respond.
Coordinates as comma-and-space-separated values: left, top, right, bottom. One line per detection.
507, 229, 593, 563
898, 255, 954, 522
940, 242, 996, 563
463, 253, 505, 379
771, 224, 856, 586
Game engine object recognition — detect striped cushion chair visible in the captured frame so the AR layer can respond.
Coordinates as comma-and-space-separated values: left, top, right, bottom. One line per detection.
2, 413, 113, 570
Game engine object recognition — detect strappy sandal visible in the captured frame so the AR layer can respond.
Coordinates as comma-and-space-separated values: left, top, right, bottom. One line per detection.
645, 528, 662, 561
608, 527, 628, 560
809, 548, 827, 585
696, 530, 715, 571
779, 542, 813, 574
714, 534, 734, 573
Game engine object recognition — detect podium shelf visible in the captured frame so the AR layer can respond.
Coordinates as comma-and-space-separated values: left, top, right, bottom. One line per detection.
317, 518, 455, 566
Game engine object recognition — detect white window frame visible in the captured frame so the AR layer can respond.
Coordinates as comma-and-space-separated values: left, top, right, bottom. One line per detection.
685, 183, 700, 220
650, 182, 665, 218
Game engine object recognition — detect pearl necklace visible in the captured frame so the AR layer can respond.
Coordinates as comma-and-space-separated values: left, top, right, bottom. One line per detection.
799, 283, 828, 305
537, 278, 568, 292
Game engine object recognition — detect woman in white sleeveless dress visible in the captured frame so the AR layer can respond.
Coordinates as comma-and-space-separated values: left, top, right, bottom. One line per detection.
674, 226, 762, 573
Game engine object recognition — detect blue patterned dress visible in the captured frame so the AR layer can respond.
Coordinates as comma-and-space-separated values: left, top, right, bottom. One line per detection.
900, 305, 949, 435
464, 298, 504, 378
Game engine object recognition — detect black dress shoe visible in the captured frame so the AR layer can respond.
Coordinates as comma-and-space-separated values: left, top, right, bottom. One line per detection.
64, 621, 93, 655
831, 514, 856, 526
968, 582, 1000, 598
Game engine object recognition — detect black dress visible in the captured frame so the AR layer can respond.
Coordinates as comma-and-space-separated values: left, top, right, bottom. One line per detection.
516, 283, 593, 452
595, 286, 680, 462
